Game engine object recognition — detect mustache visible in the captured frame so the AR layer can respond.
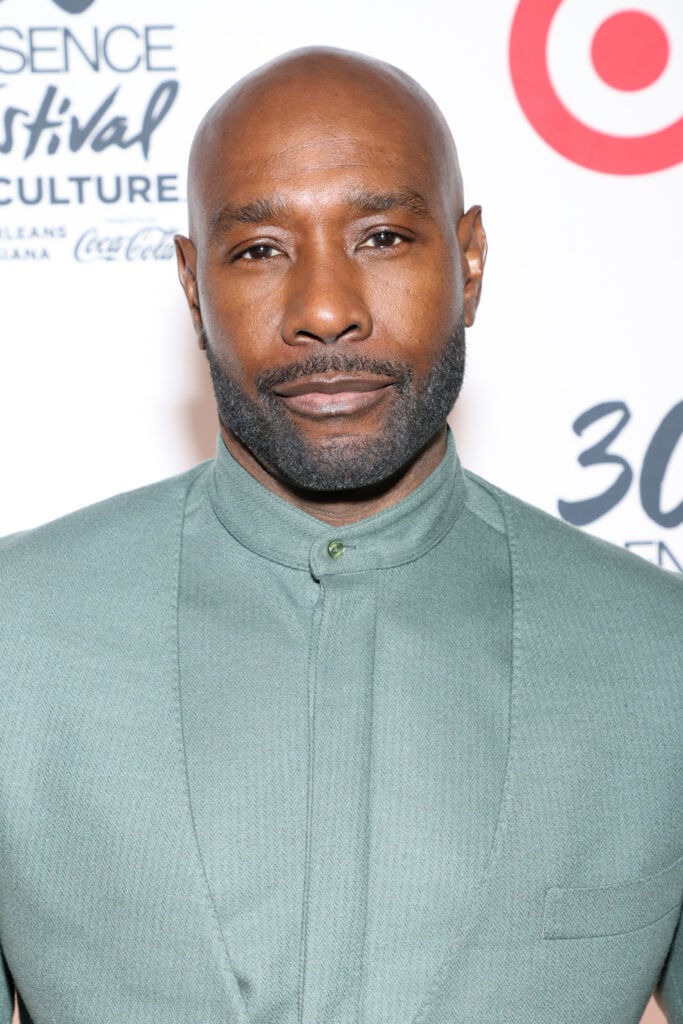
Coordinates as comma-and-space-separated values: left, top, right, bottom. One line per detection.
256, 352, 413, 394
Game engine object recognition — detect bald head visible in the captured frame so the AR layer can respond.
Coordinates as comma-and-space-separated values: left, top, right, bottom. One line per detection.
187, 47, 464, 239
174, 45, 486, 513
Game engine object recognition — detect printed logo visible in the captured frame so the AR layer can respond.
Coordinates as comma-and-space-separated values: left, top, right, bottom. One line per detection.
509, 0, 683, 174
559, 400, 682, 570
0, 3, 180, 259
0, 0, 97, 8
50, 0, 97, 12
74, 224, 178, 262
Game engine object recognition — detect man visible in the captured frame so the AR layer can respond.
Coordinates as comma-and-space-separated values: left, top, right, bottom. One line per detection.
0, 47, 681, 1024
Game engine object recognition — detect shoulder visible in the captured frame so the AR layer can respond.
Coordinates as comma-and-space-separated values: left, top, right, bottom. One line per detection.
464, 472, 682, 781
464, 468, 682, 632
0, 462, 210, 605
465, 467, 682, 586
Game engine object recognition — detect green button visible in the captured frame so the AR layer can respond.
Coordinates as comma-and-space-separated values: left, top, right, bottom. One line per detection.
327, 539, 345, 559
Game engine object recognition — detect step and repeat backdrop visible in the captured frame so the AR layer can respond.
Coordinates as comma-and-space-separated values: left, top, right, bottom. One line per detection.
1, 1, 680, 1020
0, 0, 681, 576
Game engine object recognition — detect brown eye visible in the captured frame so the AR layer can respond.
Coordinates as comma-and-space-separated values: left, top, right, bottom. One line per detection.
359, 231, 404, 249
239, 244, 281, 260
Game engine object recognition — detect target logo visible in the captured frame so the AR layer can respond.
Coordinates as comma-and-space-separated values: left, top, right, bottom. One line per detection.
509, 0, 683, 174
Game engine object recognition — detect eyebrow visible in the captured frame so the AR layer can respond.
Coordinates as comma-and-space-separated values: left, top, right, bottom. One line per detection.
208, 197, 288, 239
207, 187, 432, 241
347, 189, 431, 218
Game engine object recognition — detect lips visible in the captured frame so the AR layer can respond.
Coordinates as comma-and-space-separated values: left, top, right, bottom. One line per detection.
272, 374, 397, 417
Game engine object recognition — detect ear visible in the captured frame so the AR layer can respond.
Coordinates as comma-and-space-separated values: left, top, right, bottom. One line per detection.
174, 234, 205, 348
456, 206, 487, 327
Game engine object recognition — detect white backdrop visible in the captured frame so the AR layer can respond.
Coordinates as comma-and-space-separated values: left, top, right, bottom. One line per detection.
1, 2, 681, 1019
1, 0, 681, 578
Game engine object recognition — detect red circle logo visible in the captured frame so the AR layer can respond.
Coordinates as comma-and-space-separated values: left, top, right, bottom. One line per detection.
509, 0, 683, 174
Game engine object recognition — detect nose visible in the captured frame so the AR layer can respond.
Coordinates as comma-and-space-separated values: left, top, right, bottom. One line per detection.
280, 254, 373, 346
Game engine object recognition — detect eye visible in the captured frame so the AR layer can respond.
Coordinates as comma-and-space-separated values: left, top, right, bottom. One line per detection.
235, 243, 282, 261
358, 230, 406, 250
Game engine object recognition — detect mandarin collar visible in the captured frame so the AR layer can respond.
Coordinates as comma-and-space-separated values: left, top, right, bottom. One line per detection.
208, 430, 467, 577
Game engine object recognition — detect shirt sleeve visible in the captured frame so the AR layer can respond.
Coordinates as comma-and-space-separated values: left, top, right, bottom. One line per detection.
657, 909, 683, 1023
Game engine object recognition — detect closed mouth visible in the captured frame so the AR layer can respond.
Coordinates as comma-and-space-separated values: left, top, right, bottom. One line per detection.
271, 375, 398, 418
272, 374, 397, 398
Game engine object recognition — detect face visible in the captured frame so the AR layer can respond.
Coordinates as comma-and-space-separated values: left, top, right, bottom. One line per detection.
176, 69, 486, 492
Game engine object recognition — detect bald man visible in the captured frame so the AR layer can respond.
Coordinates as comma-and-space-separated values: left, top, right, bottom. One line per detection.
0, 48, 681, 1024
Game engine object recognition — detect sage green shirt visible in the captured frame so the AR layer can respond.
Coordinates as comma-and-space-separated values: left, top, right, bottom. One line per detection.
0, 434, 681, 1023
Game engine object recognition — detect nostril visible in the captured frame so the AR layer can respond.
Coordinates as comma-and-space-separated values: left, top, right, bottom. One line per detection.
296, 322, 362, 345
331, 323, 360, 342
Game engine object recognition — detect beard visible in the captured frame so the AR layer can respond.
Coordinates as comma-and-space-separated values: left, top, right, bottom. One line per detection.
204, 318, 465, 492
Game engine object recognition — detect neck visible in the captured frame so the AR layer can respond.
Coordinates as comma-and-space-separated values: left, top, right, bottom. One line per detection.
220, 427, 449, 527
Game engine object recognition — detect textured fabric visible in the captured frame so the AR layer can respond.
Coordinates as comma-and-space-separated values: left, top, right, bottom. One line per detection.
0, 433, 681, 1024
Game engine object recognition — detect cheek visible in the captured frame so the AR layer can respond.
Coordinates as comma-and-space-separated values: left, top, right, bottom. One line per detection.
198, 267, 282, 382
370, 258, 462, 370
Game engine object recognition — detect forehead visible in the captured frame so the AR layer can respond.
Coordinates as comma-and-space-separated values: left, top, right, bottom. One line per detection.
191, 80, 453, 233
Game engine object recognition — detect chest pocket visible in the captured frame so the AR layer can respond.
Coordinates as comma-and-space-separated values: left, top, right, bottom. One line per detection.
542, 853, 683, 939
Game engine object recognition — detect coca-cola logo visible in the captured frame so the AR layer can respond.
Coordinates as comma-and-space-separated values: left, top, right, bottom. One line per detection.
74, 225, 178, 262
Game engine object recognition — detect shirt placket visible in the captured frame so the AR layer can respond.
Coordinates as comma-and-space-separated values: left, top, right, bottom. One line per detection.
299, 541, 379, 1024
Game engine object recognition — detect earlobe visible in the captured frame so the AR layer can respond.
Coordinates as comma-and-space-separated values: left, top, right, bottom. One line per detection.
173, 234, 205, 347
457, 206, 487, 327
